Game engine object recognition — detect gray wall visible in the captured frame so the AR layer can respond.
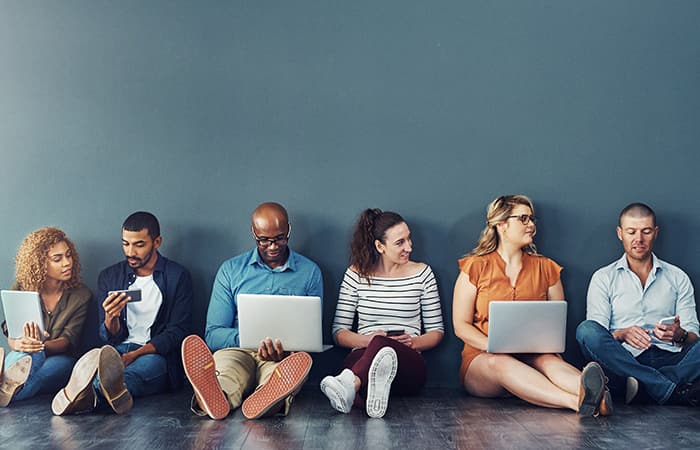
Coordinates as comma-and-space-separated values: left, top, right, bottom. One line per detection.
1, 1, 699, 386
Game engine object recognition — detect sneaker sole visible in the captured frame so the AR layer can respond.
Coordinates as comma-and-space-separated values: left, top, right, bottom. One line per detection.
241, 352, 312, 419
0, 355, 32, 407
182, 335, 230, 420
320, 376, 352, 413
365, 347, 397, 418
579, 362, 605, 416
98, 346, 133, 415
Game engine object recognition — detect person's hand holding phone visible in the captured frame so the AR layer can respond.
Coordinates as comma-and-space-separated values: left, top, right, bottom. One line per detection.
102, 291, 131, 335
653, 315, 680, 342
387, 329, 414, 348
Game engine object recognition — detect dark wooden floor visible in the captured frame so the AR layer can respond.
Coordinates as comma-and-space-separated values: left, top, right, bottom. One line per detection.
1, 386, 698, 449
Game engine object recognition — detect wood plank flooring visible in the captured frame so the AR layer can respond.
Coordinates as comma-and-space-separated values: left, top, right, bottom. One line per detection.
1, 387, 698, 449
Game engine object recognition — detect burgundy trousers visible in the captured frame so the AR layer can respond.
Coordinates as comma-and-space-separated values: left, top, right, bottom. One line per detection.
342, 335, 427, 408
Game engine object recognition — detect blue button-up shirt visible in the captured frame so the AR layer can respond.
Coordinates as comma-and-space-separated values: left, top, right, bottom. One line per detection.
587, 253, 699, 357
204, 248, 323, 351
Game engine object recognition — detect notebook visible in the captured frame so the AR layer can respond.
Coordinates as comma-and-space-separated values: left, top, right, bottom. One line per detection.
1, 290, 46, 338
487, 300, 567, 353
237, 293, 332, 353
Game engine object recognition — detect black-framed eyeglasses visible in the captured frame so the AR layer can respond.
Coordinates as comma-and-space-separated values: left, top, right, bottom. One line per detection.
506, 214, 537, 225
251, 225, 291, 248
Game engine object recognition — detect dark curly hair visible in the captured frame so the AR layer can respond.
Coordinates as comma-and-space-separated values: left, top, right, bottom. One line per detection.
14, 227, 81, 291
349, 208, 406, 280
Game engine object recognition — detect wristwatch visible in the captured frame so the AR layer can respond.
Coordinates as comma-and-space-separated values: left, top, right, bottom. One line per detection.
673, 329, 689, 344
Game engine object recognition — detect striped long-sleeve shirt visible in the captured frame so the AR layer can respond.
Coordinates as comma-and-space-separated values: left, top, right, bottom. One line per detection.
332, 264, 444, 338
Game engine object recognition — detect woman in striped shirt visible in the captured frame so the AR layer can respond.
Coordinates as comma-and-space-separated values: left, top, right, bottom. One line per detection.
320, 208, 444, 418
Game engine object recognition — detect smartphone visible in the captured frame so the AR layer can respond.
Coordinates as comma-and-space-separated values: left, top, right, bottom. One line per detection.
109, 289, 142, 302
386, 329, 405, 337
658, 316, 676, 326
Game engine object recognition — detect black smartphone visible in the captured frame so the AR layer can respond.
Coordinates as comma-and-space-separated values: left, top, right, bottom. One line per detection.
109, 289, 142, 302
386, 329, 405, 337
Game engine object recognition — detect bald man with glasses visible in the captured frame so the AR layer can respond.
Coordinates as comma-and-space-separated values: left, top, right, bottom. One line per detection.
181, 202, 323, 420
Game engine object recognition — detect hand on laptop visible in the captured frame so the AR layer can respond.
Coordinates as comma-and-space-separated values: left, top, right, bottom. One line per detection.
258, 338, 289, 361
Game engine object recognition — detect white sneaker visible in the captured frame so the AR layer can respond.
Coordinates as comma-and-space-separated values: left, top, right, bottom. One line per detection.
365, 347, 398, 418
320, 368, 356, 413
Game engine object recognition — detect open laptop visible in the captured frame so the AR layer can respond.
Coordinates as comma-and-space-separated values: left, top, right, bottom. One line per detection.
237, 293, 332, 353
1, 290, 45, 338
487, 300, 567, 353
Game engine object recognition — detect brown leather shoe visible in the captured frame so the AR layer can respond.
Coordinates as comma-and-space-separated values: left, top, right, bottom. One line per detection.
98, 346, 133, 414
0, 355, 32, 407
241, 352, 312, 420
578, 362, 606, 416
596, 388, 614, 417
52, 348, 100, 415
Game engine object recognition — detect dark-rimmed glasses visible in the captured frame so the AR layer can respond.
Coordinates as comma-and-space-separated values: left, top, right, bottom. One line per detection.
251, 226, 291, 248
506, 214, 537, 225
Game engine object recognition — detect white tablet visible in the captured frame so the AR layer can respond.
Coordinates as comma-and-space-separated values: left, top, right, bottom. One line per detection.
1, 290, 46, 338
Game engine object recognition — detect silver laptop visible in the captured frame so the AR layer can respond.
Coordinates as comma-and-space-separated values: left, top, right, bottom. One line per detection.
487, 300, 567, 353
1, 290, 46, 338
237, 293, 332, 353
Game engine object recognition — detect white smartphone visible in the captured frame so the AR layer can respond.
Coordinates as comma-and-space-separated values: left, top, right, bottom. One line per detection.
658, 316, 676, 326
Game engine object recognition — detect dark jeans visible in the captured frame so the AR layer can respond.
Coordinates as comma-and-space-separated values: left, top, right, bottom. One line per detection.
576, 320, 700, 404
342, 335, 426, 408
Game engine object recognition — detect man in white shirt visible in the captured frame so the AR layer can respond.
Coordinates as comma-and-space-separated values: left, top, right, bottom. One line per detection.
577, 203, 700, 406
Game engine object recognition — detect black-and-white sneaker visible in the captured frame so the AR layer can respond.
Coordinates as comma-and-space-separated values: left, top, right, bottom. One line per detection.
365, 347, 398, 418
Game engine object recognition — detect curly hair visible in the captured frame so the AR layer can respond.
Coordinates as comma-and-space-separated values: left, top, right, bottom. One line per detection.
468, 195, 538, 256
350, 208, 406, 281
14, 227, 81, 291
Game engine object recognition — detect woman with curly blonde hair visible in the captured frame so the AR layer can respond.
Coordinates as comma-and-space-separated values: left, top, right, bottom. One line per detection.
1, 227, 93, 406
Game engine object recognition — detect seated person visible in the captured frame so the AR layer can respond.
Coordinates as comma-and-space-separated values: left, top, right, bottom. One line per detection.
52, 211, 193, 415
577, 202, 700, 406
320, 208, 444, 418
452, 195, 611, 416
1, 227, 92, 407
182, 202, 323, 420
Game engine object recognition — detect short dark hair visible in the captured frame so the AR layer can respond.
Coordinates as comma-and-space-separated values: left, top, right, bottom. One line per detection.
619, 203, 656, 227
123, 211, 160, 239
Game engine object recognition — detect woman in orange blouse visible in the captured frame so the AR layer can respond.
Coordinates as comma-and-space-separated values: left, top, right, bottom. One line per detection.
452, 195, 611, 416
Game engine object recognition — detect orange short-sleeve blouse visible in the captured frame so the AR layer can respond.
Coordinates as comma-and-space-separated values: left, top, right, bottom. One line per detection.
457, 251, 563, 381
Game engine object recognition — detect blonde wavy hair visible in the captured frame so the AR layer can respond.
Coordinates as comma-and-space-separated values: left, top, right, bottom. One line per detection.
468, 195, 538, 256
14, 227, 81, 291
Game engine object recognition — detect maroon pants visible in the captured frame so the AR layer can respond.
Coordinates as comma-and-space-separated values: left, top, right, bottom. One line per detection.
342, 335, 427, 408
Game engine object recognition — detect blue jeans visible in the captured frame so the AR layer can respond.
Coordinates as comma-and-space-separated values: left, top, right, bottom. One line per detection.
94, 343, 168, 398
576, 320, 700, 404
5, 351, 74, 402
